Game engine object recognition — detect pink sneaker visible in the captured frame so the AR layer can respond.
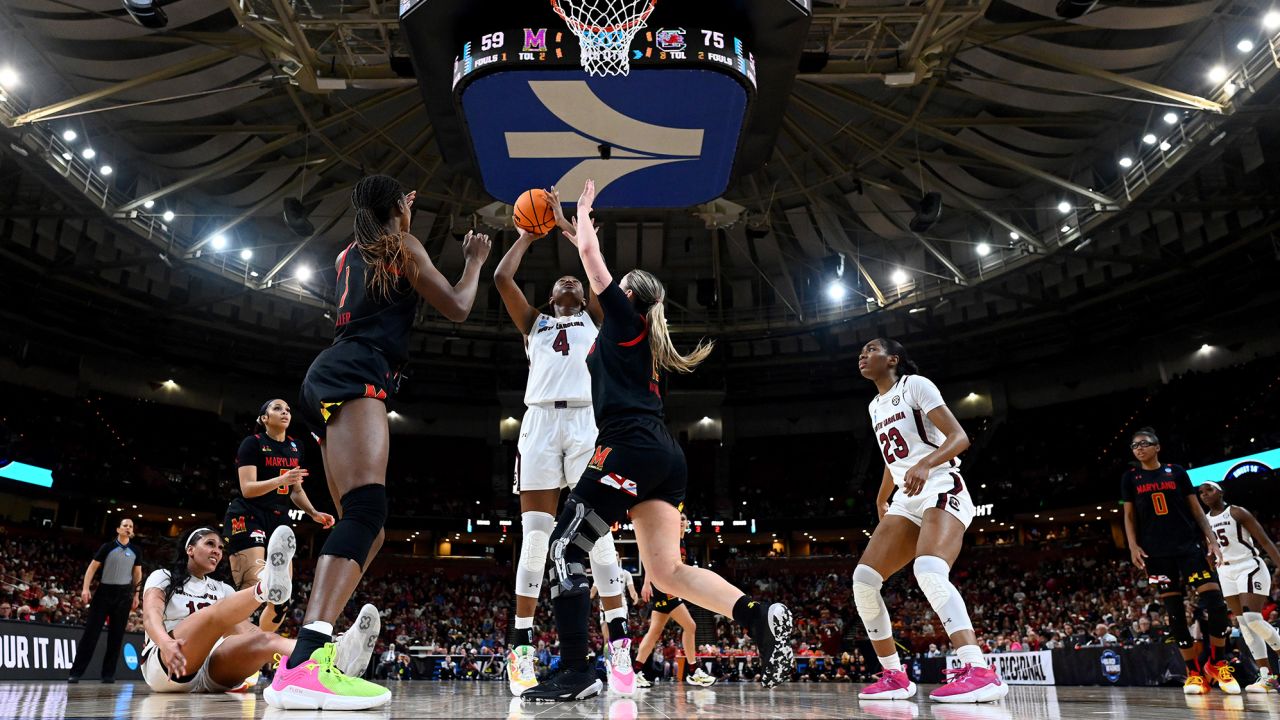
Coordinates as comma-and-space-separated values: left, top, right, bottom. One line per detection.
604, 638, 635, 695
858, 668, 918, 700
929, 664, 1009, 703
263, 644, 391, 710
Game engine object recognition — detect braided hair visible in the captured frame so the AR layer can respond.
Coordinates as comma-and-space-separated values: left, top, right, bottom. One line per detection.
351, 174, 418, 300
161, 527, 227, 608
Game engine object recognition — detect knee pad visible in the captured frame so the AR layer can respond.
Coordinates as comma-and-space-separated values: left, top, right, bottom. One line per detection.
1239, 613, 1267, 659
1200, 589, 1229, 637
516, 512, 554, 598
548, 495, 610, 600
1164, 594, 1194, 648
913, 555, 974, 635
589, 533, 625, 598
852, 565, 893, 642
320, 484, 387, 564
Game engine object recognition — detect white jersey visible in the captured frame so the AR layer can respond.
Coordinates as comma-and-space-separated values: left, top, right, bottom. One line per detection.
868, 374, 960, 488
143, 569, 235, 633
1209, 505, 1263, 566
524, 312, 597, 406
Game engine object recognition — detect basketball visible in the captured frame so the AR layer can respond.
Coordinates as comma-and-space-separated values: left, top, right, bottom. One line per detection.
513, 188, 556, 236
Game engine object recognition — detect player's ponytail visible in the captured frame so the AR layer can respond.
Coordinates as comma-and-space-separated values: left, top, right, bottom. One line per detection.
877, 338, 920, 380
351, 175, 418, 301
624, 270, 714, 374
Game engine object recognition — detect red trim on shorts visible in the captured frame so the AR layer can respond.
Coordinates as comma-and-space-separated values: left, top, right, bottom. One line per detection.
934, 473, 964, 509
1245, 562, 1261, 594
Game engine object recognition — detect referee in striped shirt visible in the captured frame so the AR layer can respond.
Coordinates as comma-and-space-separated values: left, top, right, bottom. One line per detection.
68, 518, 142, 683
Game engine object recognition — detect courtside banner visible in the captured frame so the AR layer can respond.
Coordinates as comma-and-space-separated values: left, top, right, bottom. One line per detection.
0, 620, 144, 681
947, 650, 1055, 685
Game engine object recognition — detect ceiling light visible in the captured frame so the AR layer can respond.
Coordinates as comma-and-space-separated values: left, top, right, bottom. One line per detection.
210, 234, 228, 251
143, 200, 155, 209
61, 152, 72, 161
1266, 11, 1280, 30
99, 165, 113, 176
1237, 39, 1255, 53
240, 248, 253, 260
890, 269, 908, 285
296, 264, 312, 281
1142, 134, 1157, 145
62, 130, 77, 142
1163, 112, 1179, 125
1057, 200, 1071, 214
81, 148, 96, 160
826, 282, 847, 301
1208, 66, 1228, 83
976, 243, 991, 257
1118, 157, 1133, 168
0, 66, 18, 89
162, 210, 175, 222
1061, 225, 1071, 233
1199, 343, 1211, 352
1009, 231, 1020, 241
249, 270, 259, 277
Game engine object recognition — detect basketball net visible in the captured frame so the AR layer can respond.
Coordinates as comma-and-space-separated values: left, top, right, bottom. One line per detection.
551, 0, 657, 76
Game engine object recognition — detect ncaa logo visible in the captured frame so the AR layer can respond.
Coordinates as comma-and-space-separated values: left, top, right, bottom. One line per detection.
123, 642, 139, 671
1100, 649, 1121, 683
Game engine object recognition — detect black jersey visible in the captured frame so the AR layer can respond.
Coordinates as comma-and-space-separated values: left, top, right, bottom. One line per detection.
587, 282, 664, 428
234, 433, 303, 514
332, 240, 418, 365
1121, 463, 1202, 558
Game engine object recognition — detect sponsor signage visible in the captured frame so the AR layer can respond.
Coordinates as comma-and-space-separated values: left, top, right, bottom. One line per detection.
946, 650, 1055, 685
0, 620, 145, 681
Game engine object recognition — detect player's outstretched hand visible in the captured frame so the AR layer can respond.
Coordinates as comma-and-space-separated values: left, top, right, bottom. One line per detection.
1208, 542, 1223, 568
548, 186, 571, 232
1129, 544, 1147, 570
515, 225, 547, 242
312, 511, 336, 529
578, 179, 596, 212
463, 230, 493, 264
280, 467, 309, 487
398, 191, 417, 234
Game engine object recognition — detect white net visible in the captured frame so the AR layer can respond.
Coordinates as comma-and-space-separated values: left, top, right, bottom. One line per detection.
551, 0, 657, 76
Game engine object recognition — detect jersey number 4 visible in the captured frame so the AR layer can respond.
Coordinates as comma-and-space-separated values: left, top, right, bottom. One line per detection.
879, 428, 909, 464
552, 329, 570, 356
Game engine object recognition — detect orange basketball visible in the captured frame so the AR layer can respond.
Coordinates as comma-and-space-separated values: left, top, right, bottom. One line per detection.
513, 188, 557, 236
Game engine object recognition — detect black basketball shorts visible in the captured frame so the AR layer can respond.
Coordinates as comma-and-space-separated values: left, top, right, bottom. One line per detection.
298, 340, 399, 441
1146, 550, 1218, 594
222, 498, 288, 556
650, 590, 685, 614
569, 416, 687, 525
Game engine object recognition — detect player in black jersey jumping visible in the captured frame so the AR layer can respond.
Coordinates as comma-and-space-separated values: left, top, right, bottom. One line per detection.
221, 399, 334, 636
522, 180, 793, 702
266, 175, 492, 711
1120, 427, 1229, 695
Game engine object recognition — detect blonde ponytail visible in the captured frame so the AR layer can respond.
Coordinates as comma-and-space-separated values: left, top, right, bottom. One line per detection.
625, 269, 714, 374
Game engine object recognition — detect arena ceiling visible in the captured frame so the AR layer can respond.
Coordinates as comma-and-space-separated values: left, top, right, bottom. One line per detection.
1, 0, 1279, 395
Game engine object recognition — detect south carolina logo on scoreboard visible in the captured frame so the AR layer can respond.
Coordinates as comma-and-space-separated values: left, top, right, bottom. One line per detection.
458, 70, 749, 208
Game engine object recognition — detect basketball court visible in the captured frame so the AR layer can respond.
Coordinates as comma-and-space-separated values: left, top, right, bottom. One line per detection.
6, 681, 1271, 719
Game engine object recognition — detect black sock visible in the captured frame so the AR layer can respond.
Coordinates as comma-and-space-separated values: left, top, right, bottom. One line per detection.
271, 600, 290, 625
607, 617, 628, 643
553, 591, 592, 673
732, 595, 761, 630
287, 628, 332, 669
633, 657, 647, 673
508, 625, 533, 648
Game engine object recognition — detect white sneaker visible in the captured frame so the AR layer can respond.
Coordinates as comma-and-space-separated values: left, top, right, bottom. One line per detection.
334, 604, 380, 678
1247, 666, 1278, 693
254, 526, 295, 605
507, 645, 538, 697
606, 639, 635, 695
685, 668, 717, 687
633, 669, 652, 689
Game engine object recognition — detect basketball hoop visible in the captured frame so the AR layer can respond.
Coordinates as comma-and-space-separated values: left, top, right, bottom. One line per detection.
550, 0, 657, 76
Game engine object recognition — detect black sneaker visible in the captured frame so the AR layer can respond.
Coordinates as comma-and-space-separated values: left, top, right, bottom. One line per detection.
100, 677, 115, 684
751, 602, 794, 688
521, 668, 603, 702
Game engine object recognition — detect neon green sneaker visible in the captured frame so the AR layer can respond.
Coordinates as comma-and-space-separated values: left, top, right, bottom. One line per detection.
263, 645, 391, 710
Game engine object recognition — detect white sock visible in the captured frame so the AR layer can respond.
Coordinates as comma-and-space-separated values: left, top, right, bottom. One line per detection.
956, 644, 987, 668
515, 616, 533, 630
604, 607, 627, 623
304, 620, 334, 637
878, 654, 903, 672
